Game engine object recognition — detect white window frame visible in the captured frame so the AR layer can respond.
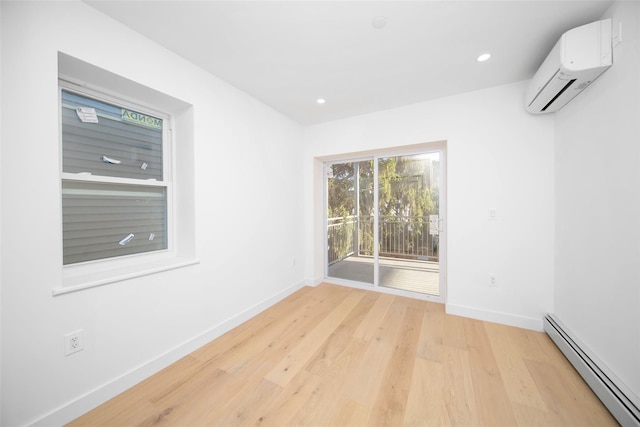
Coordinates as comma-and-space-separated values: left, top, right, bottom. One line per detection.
56, 78, 194, 295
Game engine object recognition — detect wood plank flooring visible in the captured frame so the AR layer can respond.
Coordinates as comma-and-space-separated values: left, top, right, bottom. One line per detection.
69, 284, 618, 426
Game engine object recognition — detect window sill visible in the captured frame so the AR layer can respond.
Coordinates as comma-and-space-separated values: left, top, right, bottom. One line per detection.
54, 256, 199, 296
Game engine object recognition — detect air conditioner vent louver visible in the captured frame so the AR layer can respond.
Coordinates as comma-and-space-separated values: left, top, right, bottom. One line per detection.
541, 79, 576, 112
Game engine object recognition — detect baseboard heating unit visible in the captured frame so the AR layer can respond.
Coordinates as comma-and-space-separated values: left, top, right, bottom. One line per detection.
544, 314, 640, 427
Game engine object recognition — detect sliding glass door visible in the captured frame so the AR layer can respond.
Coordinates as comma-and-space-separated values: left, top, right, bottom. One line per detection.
326, 160, 374, 284
325, 150, 444, 298
377, 153, 441, 295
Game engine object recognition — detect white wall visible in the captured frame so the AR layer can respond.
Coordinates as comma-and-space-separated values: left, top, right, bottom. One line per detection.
303, 81, 556, 330
0, 2, 304, 425
0, 2, 3, 424
554, 0, 640, 402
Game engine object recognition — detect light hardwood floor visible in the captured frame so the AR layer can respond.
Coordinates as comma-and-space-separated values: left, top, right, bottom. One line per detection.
69, 283, 618, 426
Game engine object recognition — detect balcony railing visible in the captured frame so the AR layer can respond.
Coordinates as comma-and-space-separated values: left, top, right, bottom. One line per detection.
328, 215, 439, 265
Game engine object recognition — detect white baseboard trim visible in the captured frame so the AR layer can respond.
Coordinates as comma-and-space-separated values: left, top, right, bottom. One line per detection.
445, 303, 543, 331
30, 279, 306, 427
306, 275, 324, 287
308, 280, 539, 330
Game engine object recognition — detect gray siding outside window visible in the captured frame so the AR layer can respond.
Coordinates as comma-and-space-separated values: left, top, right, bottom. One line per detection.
61, 89, 168, 265
61, 90, 163, 180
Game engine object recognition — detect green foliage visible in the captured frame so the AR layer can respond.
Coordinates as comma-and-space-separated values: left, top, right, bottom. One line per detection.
327, 163, 355, 218
327, 155, 440, 260
377, 156, 438, 217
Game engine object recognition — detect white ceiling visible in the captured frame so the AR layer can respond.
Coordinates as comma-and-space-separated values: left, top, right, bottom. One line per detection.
86, 1, 613, 125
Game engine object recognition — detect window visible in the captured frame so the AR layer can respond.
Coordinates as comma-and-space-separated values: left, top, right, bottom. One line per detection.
60, 86, 171, 265
55, 53, 197, 295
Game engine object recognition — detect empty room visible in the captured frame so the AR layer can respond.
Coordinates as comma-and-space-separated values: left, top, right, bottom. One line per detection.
1, 0, 638, 426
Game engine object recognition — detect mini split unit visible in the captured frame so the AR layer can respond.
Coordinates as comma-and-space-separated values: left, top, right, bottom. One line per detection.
526, 19, 613, 114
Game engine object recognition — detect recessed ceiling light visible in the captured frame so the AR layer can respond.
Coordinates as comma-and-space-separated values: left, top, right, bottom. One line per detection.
372, 16, 387, 29
477, 53, 492, 62
316, 98, 326, 104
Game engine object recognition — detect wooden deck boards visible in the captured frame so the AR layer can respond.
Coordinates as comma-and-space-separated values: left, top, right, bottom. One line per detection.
328, 255, 440, 295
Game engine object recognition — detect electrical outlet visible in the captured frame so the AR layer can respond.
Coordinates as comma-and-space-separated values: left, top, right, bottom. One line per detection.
64, 330, 84, 356
489, 275, 497, 287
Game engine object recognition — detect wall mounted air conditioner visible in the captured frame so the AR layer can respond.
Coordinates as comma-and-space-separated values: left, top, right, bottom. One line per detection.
525, 19, 612, 114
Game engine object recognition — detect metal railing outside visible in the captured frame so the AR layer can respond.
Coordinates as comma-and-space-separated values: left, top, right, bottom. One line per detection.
327, 215, 439, 265
378, 216, 439, 260
327, 216, 358, 265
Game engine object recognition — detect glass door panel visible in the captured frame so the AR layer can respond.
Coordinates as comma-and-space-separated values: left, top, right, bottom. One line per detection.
377, 153, 440, 295
326, 160, 374, 284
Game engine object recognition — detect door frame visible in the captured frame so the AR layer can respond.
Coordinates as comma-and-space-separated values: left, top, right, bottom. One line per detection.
321, 141, 447, 303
